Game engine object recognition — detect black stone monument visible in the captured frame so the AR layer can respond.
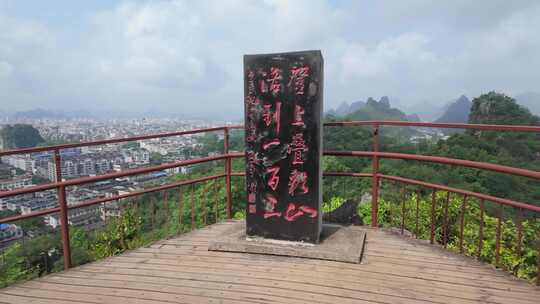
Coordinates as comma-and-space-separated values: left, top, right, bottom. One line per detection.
244, 50, 323, 243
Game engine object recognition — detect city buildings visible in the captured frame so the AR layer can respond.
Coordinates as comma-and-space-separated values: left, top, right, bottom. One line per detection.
0, 117, 224, 243
0, 175, 32, 191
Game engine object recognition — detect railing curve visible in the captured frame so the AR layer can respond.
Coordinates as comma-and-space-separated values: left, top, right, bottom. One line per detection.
0, 121, 538, 285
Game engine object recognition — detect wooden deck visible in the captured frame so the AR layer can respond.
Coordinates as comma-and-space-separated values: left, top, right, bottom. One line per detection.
1, 220, 539, 304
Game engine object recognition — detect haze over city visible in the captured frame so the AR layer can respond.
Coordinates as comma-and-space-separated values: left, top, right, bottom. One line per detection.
1, 0, 540, 119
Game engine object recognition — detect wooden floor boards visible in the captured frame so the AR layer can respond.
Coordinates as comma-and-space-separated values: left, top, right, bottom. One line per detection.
1, 220, 539, 303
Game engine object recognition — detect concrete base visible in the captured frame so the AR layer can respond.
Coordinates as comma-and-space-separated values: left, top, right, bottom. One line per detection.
208, 222, 366, 264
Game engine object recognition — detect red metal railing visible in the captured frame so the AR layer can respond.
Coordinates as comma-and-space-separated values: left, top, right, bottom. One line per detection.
0, 121, 539, 285
0, 126, 242, 270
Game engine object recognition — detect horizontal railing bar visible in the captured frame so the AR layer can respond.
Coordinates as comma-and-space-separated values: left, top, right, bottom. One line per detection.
380, 174, 540, 213
325, 150, 540, 180
324, 120, 540, 132
0, 154, 230, 199
0, 126, 235, 157
323, 172, 373, 177
0, 206, 61, 224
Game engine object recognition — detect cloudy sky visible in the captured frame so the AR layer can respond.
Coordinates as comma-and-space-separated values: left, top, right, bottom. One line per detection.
1, 0, 539, 119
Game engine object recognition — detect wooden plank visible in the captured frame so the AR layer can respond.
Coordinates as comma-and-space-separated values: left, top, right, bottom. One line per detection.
45, 274, 376, 304
0, 292, 93, 304
77, 264, 537, 304
132, 245, 487, 269
117, 254, 517, 288
123, 249, 513, 279
1, 287, 170, 304
81, 260, 539, 302
10, 281, 260, 304
104, 256, 534, 292
111, 253, 525, 287
60, 267, 535, 304
65, 267, 477, 304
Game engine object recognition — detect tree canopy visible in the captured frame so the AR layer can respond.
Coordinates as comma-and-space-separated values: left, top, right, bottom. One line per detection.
0, 124, 45, 149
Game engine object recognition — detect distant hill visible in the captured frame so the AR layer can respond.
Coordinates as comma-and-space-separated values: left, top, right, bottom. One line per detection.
435, 95, 472, 123
346, 96, 417, 140
0, 124, 45, 149
469, 92, 540, 126
327, 96, 418, 123
395, 101, 445, 122
345, 96, 410, 121
515, 92, 540, 115
329, 100, 366, 116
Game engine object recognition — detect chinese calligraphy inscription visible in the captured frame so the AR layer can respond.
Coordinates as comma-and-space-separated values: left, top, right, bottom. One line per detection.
244, 50, 323, 243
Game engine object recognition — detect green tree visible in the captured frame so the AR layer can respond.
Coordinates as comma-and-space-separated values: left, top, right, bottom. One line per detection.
0, 124, 45, 149
0, 244, 31, 288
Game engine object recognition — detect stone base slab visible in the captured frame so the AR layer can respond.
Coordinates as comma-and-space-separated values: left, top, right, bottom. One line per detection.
208, 222, 366, 264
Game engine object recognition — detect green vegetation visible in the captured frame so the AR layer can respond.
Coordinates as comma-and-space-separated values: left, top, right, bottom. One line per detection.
0, 124, 45, 149
353, 193, 540, 283
149, 152, 163, 165
326, 92, 540, 210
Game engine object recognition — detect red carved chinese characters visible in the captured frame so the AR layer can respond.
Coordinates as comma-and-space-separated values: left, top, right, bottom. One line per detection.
263, 194, 281, 219
246, 70, 259, 214
288, 169, 309, 195
246, 121, 256, 143
289, 65, 309, 95
284, 203, 318, 222
268, 67, 282, 95
262, 102, 281, 132
292, 105, 305, 127
263, 139, 280, 150
288, 133, 308, 165
259, 67, 283, 95
267, 166, 280, 191
247, 70, 256, 95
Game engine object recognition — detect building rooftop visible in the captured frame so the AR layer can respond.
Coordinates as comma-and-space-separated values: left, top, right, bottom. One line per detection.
1, 220, 538, 304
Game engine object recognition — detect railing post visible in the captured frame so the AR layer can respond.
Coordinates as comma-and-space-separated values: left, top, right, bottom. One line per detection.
54, 149, 71, 270
516, 208, 523, 258
459, 195, 468, 254
430, 190, 436, 244
371, 125, 380, 227
477, 200, 485, 258
224, 127, 232, 219
415, 191, 420, 238
214, 180, 219, 223
178, 187, 183, 229
203, 182, 208, 226
191, 184, 195, 230
443, 192, 450, 248
401, 187, 406, 235
495, 204, 502, 268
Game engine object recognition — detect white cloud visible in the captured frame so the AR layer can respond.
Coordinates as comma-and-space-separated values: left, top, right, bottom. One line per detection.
341, 33, 440, 79
1, 1, 540, 117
